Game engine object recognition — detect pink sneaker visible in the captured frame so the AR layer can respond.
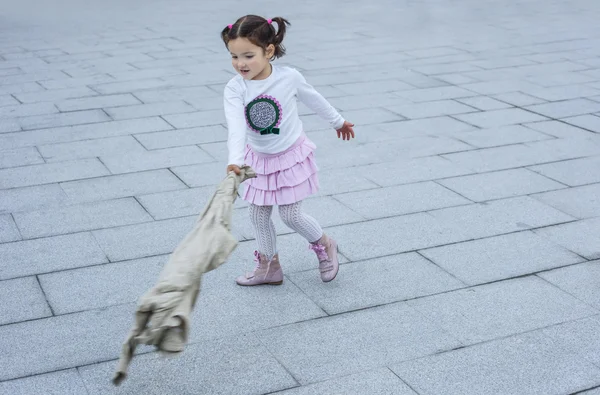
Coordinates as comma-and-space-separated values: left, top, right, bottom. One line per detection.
309, 234, 339, 282
235, 251, 283, 286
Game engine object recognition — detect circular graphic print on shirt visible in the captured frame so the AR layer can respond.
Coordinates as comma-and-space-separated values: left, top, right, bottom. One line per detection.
245, 95, 283, 135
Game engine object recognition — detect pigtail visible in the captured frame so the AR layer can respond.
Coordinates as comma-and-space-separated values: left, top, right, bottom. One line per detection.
221, 24, 233, 48
270, 17, 291, 59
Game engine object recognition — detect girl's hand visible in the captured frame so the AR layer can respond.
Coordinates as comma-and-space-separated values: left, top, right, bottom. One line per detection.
227, 164, 241, 175
336, 121, 355, 141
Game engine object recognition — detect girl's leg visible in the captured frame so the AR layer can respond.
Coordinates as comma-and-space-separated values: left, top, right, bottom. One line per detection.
248, 203, 277, 259
278, 201, 339, 282
236, 203, 283, 286
277, 201, 323, 243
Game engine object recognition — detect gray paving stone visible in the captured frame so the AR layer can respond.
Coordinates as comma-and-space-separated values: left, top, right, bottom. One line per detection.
429, 196, 575, 241
104, 100, 196, 120
0, 82, 44, 95
0, 95, 19, 107
443, 138, 600, 173
529, 156, 600, 186
364, 115, 475, 137
55, 93, 140, 112
0, 276, 52, 325
392, 330, 600, 395
337, 107, 405, 125
38, 135, 147, 162
324, 213, 465, 261
456, 96, 512, 111
389, 135, 473, 158
0, 158, 109, 189
0, 146, 44, 168
272, 369, 417, 395
524, 85, 600, 101
438, 168, 565, 202
461, 80, 543, 95
395, 86, 475, 103
580, 387, 600, 395
257, 302, 461, 385
353, 156, 472, 187
0, 304, 140, 381
328, 92, 412, 111
421, 231, 584, 285
0, 232, 107, 280
454, 108, 548, 128
525, 120, 598, 138
38, 255, 165, 314
563, 114, 600, 133
312, 166, 380, 196
386, 99, 476, 119
16, 109, 111, 131
108, 67, 187, 81
13, 197, 153, 239
89, 78, 174, 94
435, 73, 478, 85
0, 117, 173, 150
137, 185, 234, 220
14, 87, 98, 104
0, 184, 69, 214
451, 124, 551, 148
0, 102, 58, 118
542, 316, 600, 367
532, 183, 600, 219
0, 214, 21, 243
491, 91, 547, 106
410, 62, 481, 76
78, 334, 297, 395
535, 217, 600, 260
188, 265, 328, 344
39, 74, 116, 89
336, 181, 470, 220
91, 215, 242, 262
0, 118, 21, 133
333, 80, 414, 95
288, 252, 464, 314
539, 260, 600, 310
133, 86, 218, 103
0, 369, 88, 395
162, 109, 225, 128
525, 99, 600, 119
407, 276, 597, 344
134, 124, 228, 149
60, 169, 187, 204
100, 145, 214, 174
170, 161, 228, 187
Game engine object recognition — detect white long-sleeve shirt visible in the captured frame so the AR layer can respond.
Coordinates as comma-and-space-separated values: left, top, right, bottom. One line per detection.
223, 65, 345, 166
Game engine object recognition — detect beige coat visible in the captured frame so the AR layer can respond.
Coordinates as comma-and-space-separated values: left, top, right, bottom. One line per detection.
113, 166, 256, 385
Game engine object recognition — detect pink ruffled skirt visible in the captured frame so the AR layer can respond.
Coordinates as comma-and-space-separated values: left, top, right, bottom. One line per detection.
243, 134, 319, 206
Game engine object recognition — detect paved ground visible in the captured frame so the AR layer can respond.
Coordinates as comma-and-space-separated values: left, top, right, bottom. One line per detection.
1, 0, 600, 393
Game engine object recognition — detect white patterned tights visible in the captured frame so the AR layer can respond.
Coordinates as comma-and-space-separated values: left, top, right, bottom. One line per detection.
248, 201, 323, 259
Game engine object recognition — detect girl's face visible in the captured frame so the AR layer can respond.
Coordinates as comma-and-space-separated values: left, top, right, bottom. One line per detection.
228, 38, 274, 80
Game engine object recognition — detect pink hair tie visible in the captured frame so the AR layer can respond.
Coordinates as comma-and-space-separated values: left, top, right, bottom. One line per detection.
267, 19, 272, 24
227, 24, 232, 29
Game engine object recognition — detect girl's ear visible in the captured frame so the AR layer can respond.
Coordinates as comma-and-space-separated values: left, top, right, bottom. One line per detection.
265, 44, 275, 59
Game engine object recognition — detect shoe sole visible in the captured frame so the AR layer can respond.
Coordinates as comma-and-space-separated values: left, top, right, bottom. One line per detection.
235, 280, 283, 286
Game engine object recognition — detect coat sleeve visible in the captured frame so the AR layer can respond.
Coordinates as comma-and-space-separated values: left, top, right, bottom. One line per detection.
223, 80, 247, 166
294, 69, 345, 130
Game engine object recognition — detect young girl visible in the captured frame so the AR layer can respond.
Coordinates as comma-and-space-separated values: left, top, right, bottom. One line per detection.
221, 15, 355, 286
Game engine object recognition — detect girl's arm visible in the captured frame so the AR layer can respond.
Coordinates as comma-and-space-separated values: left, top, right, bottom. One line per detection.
223, 81, 247, 167
294, 69, 345, 130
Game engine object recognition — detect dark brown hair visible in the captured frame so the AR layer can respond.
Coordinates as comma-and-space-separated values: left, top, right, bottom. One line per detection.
221, 15, 290, 60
